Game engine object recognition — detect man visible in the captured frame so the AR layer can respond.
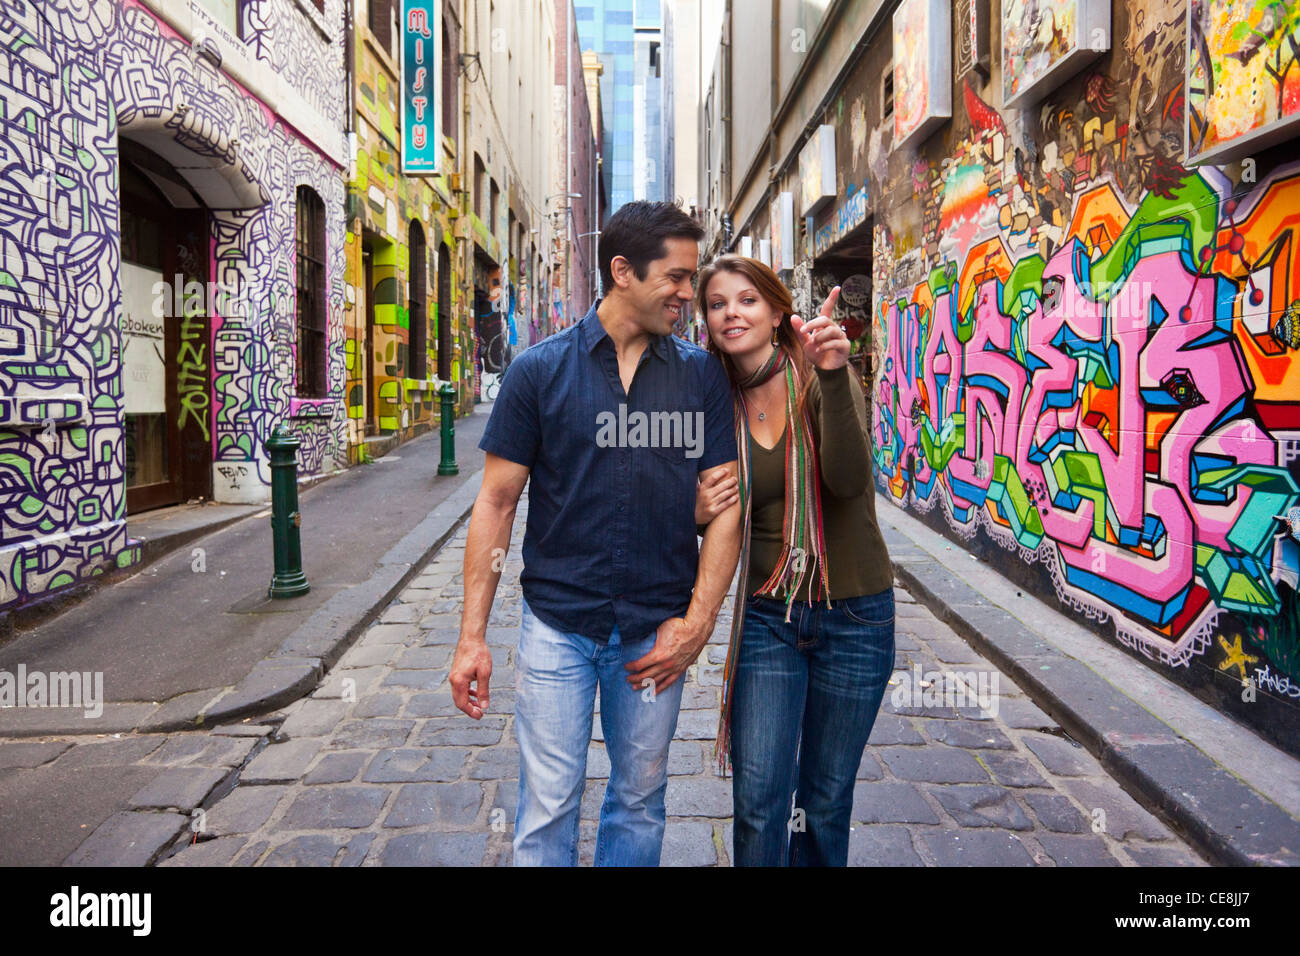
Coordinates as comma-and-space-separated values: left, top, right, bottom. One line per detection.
450, 201, 741, 866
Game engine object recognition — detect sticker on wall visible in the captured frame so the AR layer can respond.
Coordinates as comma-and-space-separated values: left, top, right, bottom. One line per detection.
1187, 0, 1300, 165
1001, 0, 1110, 110
401, 0, 443, 175
892, 0, 952, 152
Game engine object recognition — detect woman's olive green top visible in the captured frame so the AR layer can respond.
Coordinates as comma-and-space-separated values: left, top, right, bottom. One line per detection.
746, 364, 893, 599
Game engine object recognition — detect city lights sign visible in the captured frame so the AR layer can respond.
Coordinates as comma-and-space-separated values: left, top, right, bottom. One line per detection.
401, 0, 442, 175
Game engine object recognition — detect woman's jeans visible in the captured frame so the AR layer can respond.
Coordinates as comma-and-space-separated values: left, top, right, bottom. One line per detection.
730, 588, 895, 866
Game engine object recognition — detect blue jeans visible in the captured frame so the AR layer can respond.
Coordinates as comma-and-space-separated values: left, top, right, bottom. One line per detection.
514, 598, 684, 866
730, 588, 895, 866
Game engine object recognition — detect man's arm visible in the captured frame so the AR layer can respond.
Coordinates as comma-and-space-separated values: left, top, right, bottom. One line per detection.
625, 459, 741, 693
449, 452, 530, 718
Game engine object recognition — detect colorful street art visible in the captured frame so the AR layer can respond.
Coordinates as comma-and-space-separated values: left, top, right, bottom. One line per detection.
872, 3, 1300, 739
875, 162, 1300, 709
1188, 0, 1300, 162
0, 0, 347, 610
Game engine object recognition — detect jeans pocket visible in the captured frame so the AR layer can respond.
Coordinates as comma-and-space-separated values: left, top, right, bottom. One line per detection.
839, 589, 895, 629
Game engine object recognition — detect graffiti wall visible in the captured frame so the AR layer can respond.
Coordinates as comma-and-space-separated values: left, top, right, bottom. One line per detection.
0, 0, 347, 610
870, 0, 1300, 751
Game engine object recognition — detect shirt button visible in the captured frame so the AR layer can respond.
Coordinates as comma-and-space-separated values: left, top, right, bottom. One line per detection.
615, 549, 624, 556
617, 503, 626, 513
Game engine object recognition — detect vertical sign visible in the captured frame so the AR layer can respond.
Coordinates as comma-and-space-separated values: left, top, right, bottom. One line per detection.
798, 126, 837, 216
892, 0, 952, 151
769, 192, 794, 272
402, 0, 442, 175
956, 0, 991, 77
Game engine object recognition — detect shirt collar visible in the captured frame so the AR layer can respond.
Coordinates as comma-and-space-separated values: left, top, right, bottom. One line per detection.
580, 298, 670, 362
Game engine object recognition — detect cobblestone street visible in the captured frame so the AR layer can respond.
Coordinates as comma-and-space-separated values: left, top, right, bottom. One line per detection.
107, 493, 1202, 867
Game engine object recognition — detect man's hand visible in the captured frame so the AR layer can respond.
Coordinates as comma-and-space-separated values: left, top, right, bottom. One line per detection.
695, 469, 740, 525
450, 639, 494, 719
455, 453, 528, 719
625, 616, 707, 695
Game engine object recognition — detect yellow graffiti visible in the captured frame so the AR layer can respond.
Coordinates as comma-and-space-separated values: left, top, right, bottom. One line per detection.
1216, 634, 1259, 682
177, 310, 210, 442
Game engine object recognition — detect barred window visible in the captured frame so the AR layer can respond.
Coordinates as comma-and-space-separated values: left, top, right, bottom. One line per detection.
295, 185, 327, 398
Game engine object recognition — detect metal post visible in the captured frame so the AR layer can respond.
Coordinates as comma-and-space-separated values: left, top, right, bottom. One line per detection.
438, 382, 459, 475
265, 424, 310, 598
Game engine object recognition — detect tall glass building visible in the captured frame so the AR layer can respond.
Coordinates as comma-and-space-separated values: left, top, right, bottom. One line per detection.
574, 0, 671, 216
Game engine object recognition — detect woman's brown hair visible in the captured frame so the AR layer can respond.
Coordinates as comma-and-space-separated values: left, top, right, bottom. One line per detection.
694, 254, 816, 420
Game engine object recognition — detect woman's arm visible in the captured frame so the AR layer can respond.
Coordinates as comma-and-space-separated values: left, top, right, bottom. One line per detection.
810, 365, 872, 499
790, 285, 870, 498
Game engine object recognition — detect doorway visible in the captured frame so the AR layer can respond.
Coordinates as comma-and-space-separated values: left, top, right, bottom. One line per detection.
362, 244, 376, 436
119, 140, 212, 513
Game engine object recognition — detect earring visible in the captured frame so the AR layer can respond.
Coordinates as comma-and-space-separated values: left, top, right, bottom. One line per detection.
771, 326, 779, 346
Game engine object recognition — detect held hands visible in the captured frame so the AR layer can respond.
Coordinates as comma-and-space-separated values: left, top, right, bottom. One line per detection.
695, 469, 740, 525
625, 616, 706, 694
789, 286, 849, 371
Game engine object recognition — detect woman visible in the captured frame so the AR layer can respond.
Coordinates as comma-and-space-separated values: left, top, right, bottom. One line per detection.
694, 254, 894, 867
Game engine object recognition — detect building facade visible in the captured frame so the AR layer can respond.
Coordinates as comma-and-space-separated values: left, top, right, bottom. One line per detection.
575, 0, 670, 215
553, 0, 602, 327
461, 0, 561, 400
1, 0, 348, 611
700, 0, 1300, 755
344, 0, 469, 457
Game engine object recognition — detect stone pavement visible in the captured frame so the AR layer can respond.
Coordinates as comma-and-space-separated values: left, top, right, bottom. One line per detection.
97, 491, 1205, 868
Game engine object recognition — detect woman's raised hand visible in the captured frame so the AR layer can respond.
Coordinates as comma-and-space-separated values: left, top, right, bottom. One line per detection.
789, 286, 849, 371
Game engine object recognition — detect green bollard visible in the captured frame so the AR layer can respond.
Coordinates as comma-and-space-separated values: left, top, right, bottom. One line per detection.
438, 382, 459, 476
265, 424, 310, 599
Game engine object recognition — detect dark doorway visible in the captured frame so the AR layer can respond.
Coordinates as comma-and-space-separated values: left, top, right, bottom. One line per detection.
813, 215, 874, 383
437, 243, 452, 380
119, 139, 212, 513
362, 243, 376, 436
408, 221, 427, 381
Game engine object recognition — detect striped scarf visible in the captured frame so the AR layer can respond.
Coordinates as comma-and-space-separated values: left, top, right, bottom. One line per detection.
714, 347, 832, 775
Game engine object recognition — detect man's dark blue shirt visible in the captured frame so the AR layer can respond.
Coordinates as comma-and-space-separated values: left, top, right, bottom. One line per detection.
479, 300, 737, 643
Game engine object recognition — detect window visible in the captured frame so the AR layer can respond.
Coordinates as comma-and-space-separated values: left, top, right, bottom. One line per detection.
882, 63, 894, 120
408, 221, 427, 380
437, 244, 452, 380
442, 16, 458, 142
369, 0, 394, 60
295, 186, 327, 398
473, 154, 485, 219
389, 1, 398, 61
195, 0, 239, 35
490, 179, 500, 235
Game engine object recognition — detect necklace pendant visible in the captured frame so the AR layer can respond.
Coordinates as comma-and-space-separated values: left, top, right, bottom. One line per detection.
758, 411, 766, 421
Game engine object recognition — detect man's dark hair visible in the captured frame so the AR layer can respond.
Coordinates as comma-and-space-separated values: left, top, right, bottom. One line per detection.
598, 201, 704, 294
